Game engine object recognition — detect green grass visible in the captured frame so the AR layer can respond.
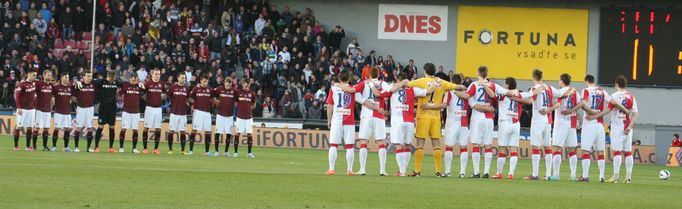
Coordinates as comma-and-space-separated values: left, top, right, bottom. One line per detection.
1, 137, 681, 209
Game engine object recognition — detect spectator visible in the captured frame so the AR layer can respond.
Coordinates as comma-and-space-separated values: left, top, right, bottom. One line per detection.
328, 25, 345, 51
346, 37, 360, 57
307, 100, 322, 119
673, 134, 681, 147
60, 6, 73, 40
261, 96, 276, 119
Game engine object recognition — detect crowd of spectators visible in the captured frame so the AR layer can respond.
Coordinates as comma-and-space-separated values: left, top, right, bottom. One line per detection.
0, 0, 472, 122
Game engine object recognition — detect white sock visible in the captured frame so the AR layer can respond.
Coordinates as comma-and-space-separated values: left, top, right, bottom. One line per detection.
613, 154, 622, 179
328, 146, 337, 171
569, 154, 577, 179
346, 148, 354, 172
459, 151, 468, 175
553, 153, 562, 177
532, 154, 540, 177
395, 151, 404, 175
496, 155, 506, 175
509, 156, 518, 175
378, 147, 387, 175
582, 158, 591, 178
484, 151, 493, 175
625, 155, 633, 180
359, 147, 367, 173
404, 150, 411, 174
472, 150, 481, 175
444, 150, 453, 174
598, 159, 605, 180
545, 152, 553, 177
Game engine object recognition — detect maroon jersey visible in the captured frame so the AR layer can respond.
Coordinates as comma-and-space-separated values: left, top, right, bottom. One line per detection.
213, 86, 236, 117
143, 80, 167, 107
190, 85, 213, 112
73, 82, 96, 107
236, 89, 256, 119
15, 80, 36, 109
35, 80, 53, 112
121, 83, 142, 113
168, 84, 189, 115
52, 83, 72, 114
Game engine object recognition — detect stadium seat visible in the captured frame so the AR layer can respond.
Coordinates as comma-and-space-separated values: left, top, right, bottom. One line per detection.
77, 41, 88, 49
64, 40, 75, 49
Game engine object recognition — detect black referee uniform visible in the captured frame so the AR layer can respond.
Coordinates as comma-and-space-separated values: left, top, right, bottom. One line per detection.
95, 79, 120, 149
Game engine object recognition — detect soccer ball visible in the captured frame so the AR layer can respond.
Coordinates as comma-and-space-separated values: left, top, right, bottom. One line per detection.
659, 169, 671, 180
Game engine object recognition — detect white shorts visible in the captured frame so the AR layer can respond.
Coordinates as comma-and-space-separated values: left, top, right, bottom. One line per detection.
54, 113, 72, 129
34, 111, 51, 128
444, 122, 469, 147
16, 109, 36, 128
552, 126, 578, 147
192, 110, 212, 132
580, 123, 606, 151
76, 106, 94, 129
390, 122, 414, 145
216, 115, 234, 134
122, 112, 140, 130
609, 125, 633, 151
498, 121, 520, 147
330, 122, 355, 145
358, 117, 386, 141
236, 118, 253, 134
144, 107, 162, 129
530, 123, 552, 147
470, 118, 493, 145
169, 114, 187, 132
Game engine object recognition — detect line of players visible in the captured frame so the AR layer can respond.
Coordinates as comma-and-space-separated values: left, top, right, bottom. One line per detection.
326, 65, 639, 184
13, 69, 258, 158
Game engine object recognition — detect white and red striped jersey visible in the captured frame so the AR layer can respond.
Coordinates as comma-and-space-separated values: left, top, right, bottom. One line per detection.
497, 94, 524, 124
444, 91, 469, 127
466, 80, 507, 121
327, 86, 356, 125
355, 79, 391, 119
554, 87, 581, 128
521, 84, 563, 125
608, 91, 638, 130
581, 86, 611, 126
389, 87, 427, 124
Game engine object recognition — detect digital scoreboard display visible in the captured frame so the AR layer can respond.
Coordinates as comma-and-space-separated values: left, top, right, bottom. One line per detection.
599, 7, 682, 88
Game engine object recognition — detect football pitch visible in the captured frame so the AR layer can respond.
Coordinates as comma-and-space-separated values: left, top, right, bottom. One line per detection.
0, 137, 680, 209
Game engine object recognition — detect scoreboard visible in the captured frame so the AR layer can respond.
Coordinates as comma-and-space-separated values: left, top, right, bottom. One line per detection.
599, 7, 682, 88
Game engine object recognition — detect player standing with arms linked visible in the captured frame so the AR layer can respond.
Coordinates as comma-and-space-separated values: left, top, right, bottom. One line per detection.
335, 67, 389, 175
522, 69, 571, 180
464, 66, 517, 178
545, 74, 579, 181
234, 79, 257, 158
492, 77, 535, 179
73, 72, 97, 153
141, 68, 167, 155
52, 72, 74, 152
13, 70, 37, 151
575, 74, 626, 182
34, 70, 54, 151
387, 73, 434, 176
167, 73, 190, 154
325, 71, 358, 176
213, 77, 236, 157
120, 74, 143, 154
590, 76, 638, 184
188, 74, 213, 156
407, 63, 466, 177
95, 71, 120, 153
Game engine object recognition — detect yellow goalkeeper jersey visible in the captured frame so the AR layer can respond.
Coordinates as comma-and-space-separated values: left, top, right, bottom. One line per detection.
408, 77, 458, 119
